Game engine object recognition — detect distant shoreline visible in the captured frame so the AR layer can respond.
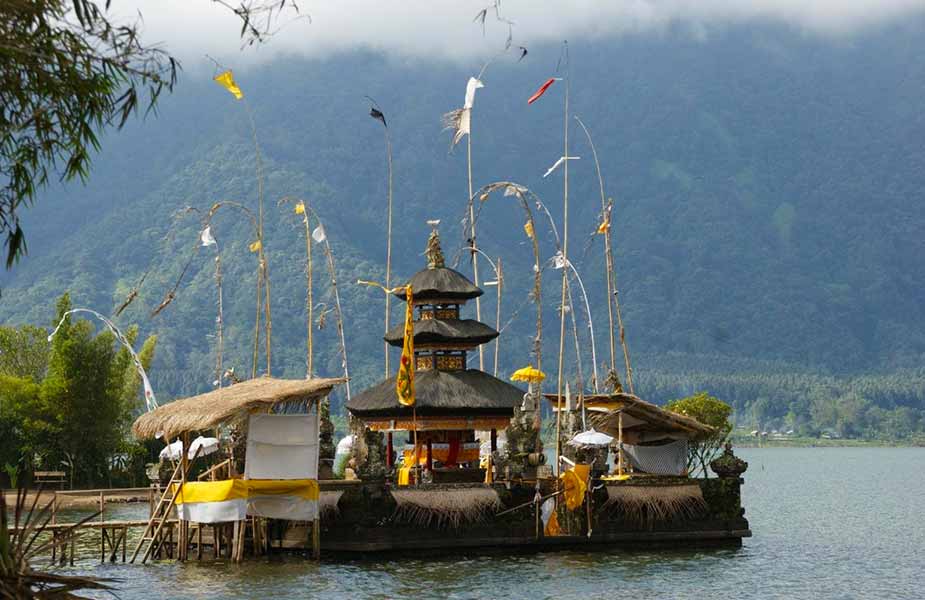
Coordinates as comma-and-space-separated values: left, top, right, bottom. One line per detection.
731, 436, 924, 448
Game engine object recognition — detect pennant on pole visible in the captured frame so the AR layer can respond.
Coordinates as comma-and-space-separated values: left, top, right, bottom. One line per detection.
524, 221, 535, 239
200, 226, 217, 247
528, 78, 557, 104
214, 70, 244, 100
396, 285, 415, 407
464, 77, 485, 109
311, 225, 326, 243
249, 240, 262, 253
543, 156, 580, 178
294, 202, 305, 215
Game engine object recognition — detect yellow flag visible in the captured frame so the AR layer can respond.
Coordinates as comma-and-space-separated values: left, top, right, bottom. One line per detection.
249, 240, 262, 253
294, 202, 305, 215
396, 285, 415, 407
596, 218, 610, 234
524, 221, 535, 239
214, 70, 243, 100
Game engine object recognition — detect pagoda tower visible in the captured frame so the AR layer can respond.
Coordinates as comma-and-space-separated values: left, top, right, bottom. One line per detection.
347, 229, 524, 483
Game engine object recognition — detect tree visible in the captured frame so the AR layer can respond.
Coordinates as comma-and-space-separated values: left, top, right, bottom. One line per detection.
0, 0, 300, 267
666, 392, 732, 478
0, 294, 157, 486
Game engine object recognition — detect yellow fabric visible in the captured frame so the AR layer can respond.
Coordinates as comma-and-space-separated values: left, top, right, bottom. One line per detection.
601, 474, 632, 481
397, 467, 411, 486
396, 285, 415, 406
294, 202, 305, 215
596, 218, 610, 234
174, 478, 319, 505
560, 467, 588, 511
401, 445, 478, 466
214, 70, 243, 100
511, 364, 545, 384
249, 240, 262, 253
545, 509, 561, 536
523, 221, 535, 239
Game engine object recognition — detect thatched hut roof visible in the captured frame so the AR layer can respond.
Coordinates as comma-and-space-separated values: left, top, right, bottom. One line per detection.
544, 392, 715, 440
393, 267, 483, 303
383, 318, 498, 347
133, 377, 343, 440
348, 369, 521, 418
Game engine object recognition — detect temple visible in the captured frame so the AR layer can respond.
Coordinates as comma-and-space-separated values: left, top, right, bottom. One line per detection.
347, 230, 523, 483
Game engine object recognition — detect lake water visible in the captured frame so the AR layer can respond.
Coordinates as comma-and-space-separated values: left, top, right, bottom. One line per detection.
63, 448, 924, 599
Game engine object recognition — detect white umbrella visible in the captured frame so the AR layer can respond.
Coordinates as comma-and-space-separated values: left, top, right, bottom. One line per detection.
567, 428, 614, 447
159, 436, 220, 461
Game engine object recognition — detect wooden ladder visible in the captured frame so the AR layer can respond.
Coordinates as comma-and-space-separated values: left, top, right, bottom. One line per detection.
129, 451, 199, 564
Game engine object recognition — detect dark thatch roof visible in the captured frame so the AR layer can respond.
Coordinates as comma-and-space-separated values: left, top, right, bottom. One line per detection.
133, 376, 343, 440
384, 318, 498, 347
393, 267, 483, 302
347, 369, 522, 418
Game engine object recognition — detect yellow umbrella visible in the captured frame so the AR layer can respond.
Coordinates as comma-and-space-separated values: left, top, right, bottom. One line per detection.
511, 365, 546, 384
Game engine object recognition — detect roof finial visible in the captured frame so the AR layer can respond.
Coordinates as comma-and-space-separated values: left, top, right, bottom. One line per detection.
425, 221, 445, 269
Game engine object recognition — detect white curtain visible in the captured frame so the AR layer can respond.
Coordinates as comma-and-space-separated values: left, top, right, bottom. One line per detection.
244, 412, 319, 480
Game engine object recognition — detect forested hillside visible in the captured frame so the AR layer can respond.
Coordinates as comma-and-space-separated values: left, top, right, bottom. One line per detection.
2, 22, 924, 440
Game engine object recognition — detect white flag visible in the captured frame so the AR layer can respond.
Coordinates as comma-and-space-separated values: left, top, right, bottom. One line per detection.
200, 226, 217, 247
311, 225, 326, 243
543, 156, 580, 178
464, 77, 484, 109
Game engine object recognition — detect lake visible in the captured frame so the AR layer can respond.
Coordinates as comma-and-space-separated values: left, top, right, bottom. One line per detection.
66, 447, 923, 599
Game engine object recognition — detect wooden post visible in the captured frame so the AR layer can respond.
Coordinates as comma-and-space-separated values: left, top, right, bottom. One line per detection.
312, 518, 320, 560
617, 410, 624, 477
386, 432, 393, 468
51, 496, 57, 563
490, 429, 497, 453
179, 432, 189, 561
99, 491, 105, 563
426, 439, 433, 472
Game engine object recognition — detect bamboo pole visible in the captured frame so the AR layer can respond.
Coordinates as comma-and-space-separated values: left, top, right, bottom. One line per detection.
493, 257, 502, 377
467, 133, 484, 371
215, 254, 224, 387
555, 42, 571, 476
306, 208, 314, 376
575, 116, 617, 376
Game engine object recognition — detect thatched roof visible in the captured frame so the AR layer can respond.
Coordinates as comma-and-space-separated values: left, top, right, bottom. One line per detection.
348, 369, 521, 418
383, 318, 498, 347
133, 377, 343, 440
393, 267, 483, 303
544, 392, 715, 440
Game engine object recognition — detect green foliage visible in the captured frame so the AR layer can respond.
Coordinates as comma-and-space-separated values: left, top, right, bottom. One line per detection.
666, 392, 732, 477
0, 294, 157, 487
0, 0, 178, 267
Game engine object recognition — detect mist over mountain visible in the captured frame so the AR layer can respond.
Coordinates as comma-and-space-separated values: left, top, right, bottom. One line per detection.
3, 21, 925, 437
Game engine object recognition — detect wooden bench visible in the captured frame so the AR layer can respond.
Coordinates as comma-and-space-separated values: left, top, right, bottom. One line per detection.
34, 471, 67, 489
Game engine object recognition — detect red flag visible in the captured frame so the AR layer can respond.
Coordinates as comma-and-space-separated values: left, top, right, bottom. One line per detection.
528, 78, 557, 104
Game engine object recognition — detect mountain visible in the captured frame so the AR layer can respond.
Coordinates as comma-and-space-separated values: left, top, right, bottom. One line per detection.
2, 22, 925, 439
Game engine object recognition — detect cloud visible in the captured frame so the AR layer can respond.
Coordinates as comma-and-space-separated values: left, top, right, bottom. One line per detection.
121, 0, 925, 65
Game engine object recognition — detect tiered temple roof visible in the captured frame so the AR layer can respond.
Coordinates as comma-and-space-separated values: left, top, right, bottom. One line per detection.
347, 230, 522, 431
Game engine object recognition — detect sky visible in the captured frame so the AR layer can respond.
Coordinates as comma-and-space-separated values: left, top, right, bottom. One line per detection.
122, 0, 925, 67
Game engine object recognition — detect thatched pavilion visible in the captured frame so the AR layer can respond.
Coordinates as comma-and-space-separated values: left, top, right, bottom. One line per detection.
130, 376, 343, 563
